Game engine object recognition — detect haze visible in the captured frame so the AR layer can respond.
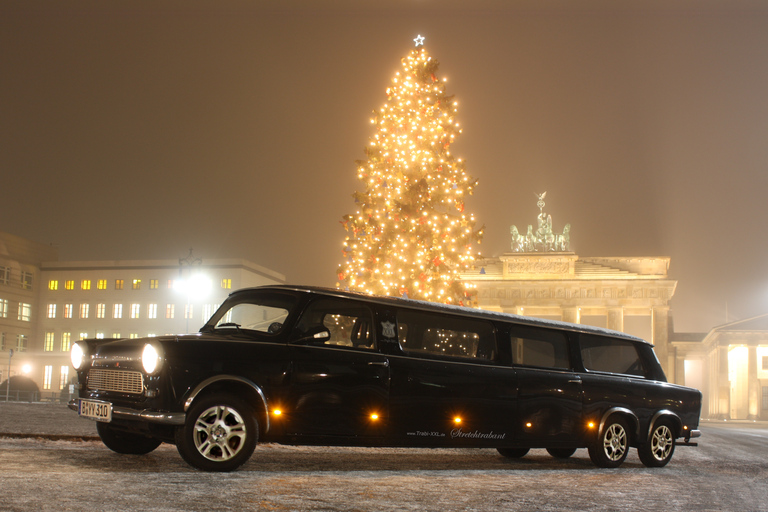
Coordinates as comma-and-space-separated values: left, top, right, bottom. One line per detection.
3, 0, 767, 333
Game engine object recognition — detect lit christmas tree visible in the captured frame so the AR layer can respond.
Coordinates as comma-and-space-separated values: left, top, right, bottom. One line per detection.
337, 35, 483, 306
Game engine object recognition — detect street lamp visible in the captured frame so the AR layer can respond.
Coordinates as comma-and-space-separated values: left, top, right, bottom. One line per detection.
177, 249, 211, 333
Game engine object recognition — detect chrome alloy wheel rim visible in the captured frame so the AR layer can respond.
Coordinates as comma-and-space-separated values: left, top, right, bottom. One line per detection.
603, 424, 627, 461
650, 425, 673, 461
193, 405, 247, 462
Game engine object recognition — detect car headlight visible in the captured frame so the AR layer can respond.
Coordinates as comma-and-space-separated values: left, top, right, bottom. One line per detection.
142, 343, 164, 374
71, 342, 87, 370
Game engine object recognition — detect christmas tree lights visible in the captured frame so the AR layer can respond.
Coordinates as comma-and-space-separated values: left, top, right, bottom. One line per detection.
337, 36, 483, 306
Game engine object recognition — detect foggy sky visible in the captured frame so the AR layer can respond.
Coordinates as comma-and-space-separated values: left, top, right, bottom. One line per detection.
3, 0, 768, 333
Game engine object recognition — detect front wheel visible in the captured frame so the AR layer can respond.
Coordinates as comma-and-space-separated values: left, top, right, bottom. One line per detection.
175, 394, 258, 472
96, 422, 162, 455
638, 420, 676, 467
588, 417, 630, 468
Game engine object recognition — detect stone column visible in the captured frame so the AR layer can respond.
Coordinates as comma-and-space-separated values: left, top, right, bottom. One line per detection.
652, 306, 671, 380
562, 307, 580, 325
607, 307, 624, 332
748, 346, 759, 420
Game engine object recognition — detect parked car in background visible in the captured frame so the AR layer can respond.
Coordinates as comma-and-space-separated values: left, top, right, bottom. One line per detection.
70, 285, 702, 471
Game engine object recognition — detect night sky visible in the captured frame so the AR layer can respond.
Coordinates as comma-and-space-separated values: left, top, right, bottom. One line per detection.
3, 0, 768, 333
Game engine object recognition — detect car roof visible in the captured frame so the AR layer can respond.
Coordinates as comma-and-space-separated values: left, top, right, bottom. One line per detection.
230, 284, 651, 346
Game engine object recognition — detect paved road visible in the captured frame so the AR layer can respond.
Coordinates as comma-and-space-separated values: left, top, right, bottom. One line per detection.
0, 403, 766, 511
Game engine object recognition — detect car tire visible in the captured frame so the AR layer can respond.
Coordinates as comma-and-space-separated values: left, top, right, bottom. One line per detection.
588, 416, 630, 468
638, 419, 676, 468
497, 447, 530, 458
175, 393, 258, 472
96, 422, 162, 455
546, 447, 577, 459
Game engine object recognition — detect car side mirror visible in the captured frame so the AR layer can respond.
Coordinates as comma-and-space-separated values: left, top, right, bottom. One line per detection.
294, 327, 331, 345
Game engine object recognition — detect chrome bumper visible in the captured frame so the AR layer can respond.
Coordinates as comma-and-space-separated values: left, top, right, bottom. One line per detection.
68, 399, 186, 425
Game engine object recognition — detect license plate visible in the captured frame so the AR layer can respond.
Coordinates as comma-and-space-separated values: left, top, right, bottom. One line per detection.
78, 399, 112, 422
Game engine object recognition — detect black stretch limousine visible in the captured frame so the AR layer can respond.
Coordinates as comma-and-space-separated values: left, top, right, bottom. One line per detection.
69, 285, 701, 471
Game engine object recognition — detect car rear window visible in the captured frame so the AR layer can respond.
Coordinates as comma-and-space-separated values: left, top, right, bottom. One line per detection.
580, 334, 646, 377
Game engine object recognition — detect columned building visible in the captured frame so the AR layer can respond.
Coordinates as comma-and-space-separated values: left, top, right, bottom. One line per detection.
462, 193, 678, 380
671, 316, 768, 421
465, 254, 677, 379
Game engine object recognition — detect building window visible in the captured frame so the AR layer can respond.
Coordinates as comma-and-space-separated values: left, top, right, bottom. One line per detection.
185, 304, 193, 319
130, 304, 140, 319
0, 299, 8, 318
221, 278, 232, 289
61, 333, 71, 352
97, 279, 107, 290
112, 333, 121, 339
0, 332, 5, 351
65, 280, 75, 290
80, 303, 90, 319
47, 304, 57, 318
16, 334, 27, 352
115, 279, 124, 290
21, 271, 32, 290
0, 266, 9, 285
43, 366, 53, 390
96, 303, 106, 319
81, 280, 91, 290
59, 366, 69, 390
129, 333, 139, 339
49, 280, 59, 291
18, 302, 31, 322
763, 356, 768, 371
167, 279, 174, 289
203, 304, 213, 321
44, 332, 55, 352
166, 304, 175, 319
132, 279, 141, 290
148, 303, 158, 319
79, 332, 88, 340
150, 279, 159, 290
113, 304, 123, 319
64, 304, 73, 319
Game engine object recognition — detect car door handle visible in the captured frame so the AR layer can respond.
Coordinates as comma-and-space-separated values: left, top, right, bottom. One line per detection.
368, 361, 390, 367
567, 379, 581, 384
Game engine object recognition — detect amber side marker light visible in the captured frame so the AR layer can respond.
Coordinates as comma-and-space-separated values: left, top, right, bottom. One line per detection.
453, 417, 463, 425
525, 422, 533, 429
587, 421, 596, 429
370, 413, 380, 421
272, 409, 283, 417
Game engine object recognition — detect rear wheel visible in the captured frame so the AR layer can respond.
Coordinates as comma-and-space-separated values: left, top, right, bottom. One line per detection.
497, 447, 530, 459
175, 393, 258, 472
588, 417, 630, 468
96, 422, 162, 455
638, 419, 676, 467
546, 447, 577, 459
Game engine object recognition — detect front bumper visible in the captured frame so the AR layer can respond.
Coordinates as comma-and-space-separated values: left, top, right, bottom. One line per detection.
68, 399, 186, 426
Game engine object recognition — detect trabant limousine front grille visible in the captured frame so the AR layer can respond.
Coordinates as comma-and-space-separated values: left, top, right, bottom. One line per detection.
87, 369, 144, 394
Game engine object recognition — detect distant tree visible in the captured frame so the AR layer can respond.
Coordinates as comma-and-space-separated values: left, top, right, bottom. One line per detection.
338, 37, 483, 305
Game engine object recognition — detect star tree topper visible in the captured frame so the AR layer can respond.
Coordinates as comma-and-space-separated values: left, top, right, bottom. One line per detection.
413, 34, 425, 46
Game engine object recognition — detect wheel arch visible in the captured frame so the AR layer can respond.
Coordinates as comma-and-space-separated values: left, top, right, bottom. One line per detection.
598, 407, 640, 444
183, 375, 270, 434
647, 410, 682, 441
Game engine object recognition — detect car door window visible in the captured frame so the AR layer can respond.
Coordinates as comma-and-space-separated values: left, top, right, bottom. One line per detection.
397, 309, 496, 361
510, 326, 571, 370
295, 298, 375, 350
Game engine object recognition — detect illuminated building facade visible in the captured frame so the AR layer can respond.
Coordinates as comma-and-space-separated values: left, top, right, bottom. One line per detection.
0, 232, 285, 399
672, 316, 768, 420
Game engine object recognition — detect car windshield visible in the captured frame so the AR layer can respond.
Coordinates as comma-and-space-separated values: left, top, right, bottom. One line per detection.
202, 292, 298, 335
